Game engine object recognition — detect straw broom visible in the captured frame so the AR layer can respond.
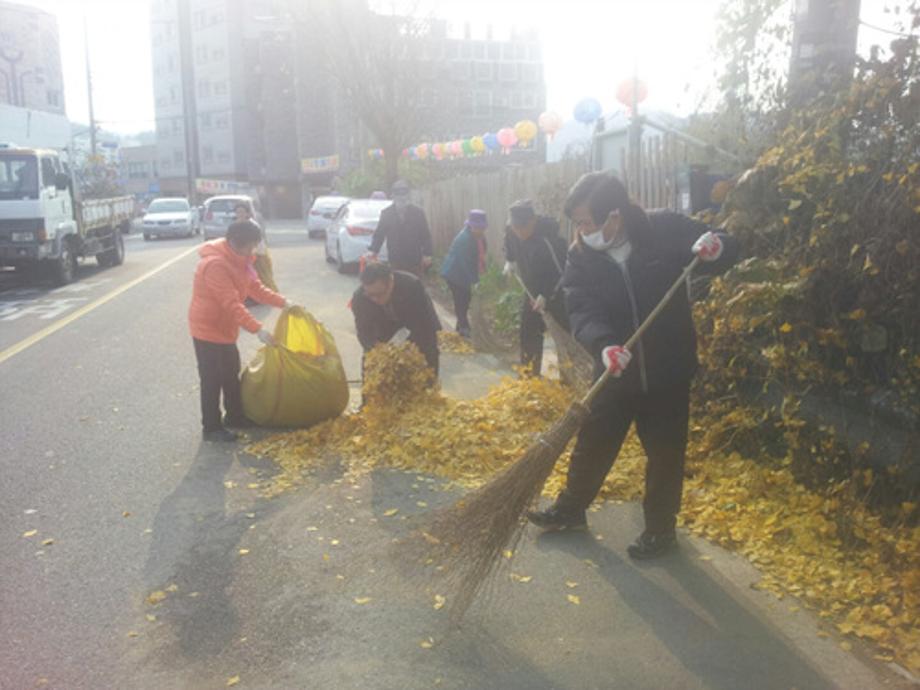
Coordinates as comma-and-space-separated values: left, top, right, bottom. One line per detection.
398, 256, 701, 624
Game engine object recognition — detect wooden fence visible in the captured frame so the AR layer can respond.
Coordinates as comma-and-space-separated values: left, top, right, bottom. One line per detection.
417, 158, 588, 260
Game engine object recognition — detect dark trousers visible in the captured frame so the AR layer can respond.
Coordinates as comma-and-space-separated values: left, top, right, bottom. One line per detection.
193, 338, 244, 432
557, 380, 691, 535
520, 296, 569, 376
447, 281, 472, 332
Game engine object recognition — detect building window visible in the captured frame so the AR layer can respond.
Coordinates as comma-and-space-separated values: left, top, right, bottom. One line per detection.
494, 91, 509, 109
168, 55, 176, 73
501, 43, 514, 60
195, 44, 208, 63
128, 162, 148, 179
523, 91, 538, 109
472, 42, 485, 60
215, 113, 229, 129
451, 61, 471, 80
173, 149, 185, 164
201, 145, 213, 163
210, 11, 224, 25
198, 79, 210, 98
460, 42, 471, 59
445, 42, 458, 59
488, 43, 500, 60
217, 150, 231, 163
511, 91, 522, 109
499, 63, 517, 82
212, 47, 225, 61
528, 44, 540, 61
169, 86, 178, 103
521, 64, 539, 83
459, 89, 474, 117
213, 80, 227, 96
515, 43, 526, 60
160, 158, 171, 170
475, 62, 492, 81
200, 112, 212, 129
474, 91, 491, 117
193, 10, 207, 29
172, 118, 182, 135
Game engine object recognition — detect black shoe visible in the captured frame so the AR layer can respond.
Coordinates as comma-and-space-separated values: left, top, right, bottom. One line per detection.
457, 326, 471, 339
223, 414, 256, 429
627, 531, 677, 560
203, 428, 239, 443
526, 504, 587, 532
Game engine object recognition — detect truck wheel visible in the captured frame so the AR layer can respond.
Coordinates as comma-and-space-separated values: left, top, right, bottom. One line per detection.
97, 231, 125, 267
51, 240, 76, 286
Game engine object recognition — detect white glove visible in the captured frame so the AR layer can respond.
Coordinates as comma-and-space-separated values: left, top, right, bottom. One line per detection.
390, 327, 411, 345
692, 231, 723, 262
502, 261, 516, 277
601, 345, 632, 377
257, 329, 275, 346
531, 294, 546, 313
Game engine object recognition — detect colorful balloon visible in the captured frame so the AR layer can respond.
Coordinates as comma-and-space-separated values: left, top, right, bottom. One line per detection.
497, 127, 518, 154
450, 140, 463, 157
514, 120, 538, 146
538, 111, 563, 141
483, 132, 499, 152
416, 143, 429, 160
462, 139, 475, 156
471, 136, 485, 154
574, 98, 602, 125
616, 79, 648, 109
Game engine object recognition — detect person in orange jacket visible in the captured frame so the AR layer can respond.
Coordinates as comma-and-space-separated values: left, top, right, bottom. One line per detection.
188, 220, 291, 442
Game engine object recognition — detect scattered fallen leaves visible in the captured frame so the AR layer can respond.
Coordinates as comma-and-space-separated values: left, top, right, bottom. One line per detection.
146, 590, 167, 605
438, 331, 475, 354
509, 573, 532, 583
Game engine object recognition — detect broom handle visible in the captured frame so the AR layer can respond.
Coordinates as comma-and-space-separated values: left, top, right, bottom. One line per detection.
581, 255, 701, 408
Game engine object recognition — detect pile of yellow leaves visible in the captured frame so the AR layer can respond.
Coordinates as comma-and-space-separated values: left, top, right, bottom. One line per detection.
249, 349, 920, 674
438, 330, 475, 354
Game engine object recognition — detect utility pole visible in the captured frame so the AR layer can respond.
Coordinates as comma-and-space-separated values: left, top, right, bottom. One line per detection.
176, 0, 200, 203
788, 0, 862, 102
83, 15, 97, 157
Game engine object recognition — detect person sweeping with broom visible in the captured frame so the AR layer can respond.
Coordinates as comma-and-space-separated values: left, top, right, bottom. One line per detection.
526, 172, 738, 559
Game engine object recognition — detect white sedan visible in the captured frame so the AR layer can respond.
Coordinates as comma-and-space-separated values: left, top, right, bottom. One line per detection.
325, 198, 391, 272
141, 198, 199, 240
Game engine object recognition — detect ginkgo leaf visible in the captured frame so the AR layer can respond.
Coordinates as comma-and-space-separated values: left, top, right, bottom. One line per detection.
383, 508, 399, 517
22, 530, 37, 538
146, 591, 167, 605
238, 549, 249, 555
433, 594, 446, 610
41, 539, 54, 546
509, 573, 532, 583
226, 676, 240, 687
420, 638, 434, 649
165, 584, 179, 593
567, 594, 581, 605
127, 631, 139, 638
145, 614, 157, 622
502, 550, 514, 559
354, 597, 372, 605
565, 581, 578, 588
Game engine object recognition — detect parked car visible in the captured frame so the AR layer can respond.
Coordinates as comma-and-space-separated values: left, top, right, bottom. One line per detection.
307, 195, 350, 238
201, 195, 261, 240
325, 198, 391, 272
141, 198, 199, 240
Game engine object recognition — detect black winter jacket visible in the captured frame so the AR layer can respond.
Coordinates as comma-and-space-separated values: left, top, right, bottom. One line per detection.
563, 210, 738, 396
351, 270, 441, 370
504, 216, 569, 304
369, 204, 433, 271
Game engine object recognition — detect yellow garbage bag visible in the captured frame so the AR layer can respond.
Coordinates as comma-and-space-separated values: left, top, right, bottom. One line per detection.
241, 307, 349, 427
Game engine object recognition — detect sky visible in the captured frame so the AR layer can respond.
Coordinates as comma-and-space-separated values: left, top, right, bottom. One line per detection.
14, 0, 912, 136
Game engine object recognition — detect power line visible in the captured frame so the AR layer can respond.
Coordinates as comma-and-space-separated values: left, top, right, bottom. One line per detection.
859, 19, 919, 39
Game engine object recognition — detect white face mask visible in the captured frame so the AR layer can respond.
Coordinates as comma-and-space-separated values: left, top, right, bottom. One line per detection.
582, 229, 615, 251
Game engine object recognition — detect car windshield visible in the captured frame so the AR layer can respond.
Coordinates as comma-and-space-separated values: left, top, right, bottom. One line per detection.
316, 197, 348, 210
348, 200, 391, 221
208, 198, 249, 213
0, 155, 39, 200
147, 199, 189, 213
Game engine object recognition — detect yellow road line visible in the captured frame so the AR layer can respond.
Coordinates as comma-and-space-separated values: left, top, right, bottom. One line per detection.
0, 244, 200, 366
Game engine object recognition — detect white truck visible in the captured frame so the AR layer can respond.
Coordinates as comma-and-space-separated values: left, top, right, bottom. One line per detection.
0, 145, 134, 285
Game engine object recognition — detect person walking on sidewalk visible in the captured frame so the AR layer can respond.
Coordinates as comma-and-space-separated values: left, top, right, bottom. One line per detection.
527, 172, 739, 559
188, 220, 293, 442
351, 262, 441, 376
367, 180, 433, 277
503, 199, 570, 376
440, 209, 488, 339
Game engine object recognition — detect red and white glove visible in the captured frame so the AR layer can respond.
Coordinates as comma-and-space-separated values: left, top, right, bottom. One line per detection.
692, 231, 723, 261
601, 345, 632, 377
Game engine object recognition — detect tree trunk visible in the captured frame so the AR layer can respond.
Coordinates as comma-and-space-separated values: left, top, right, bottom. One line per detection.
384, 145, 400, 187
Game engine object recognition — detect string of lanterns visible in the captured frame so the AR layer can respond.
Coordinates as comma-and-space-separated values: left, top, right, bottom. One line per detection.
367, 82, 646, 161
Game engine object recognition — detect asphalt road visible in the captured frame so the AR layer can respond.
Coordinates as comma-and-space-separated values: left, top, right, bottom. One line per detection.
0, 225, 912, 690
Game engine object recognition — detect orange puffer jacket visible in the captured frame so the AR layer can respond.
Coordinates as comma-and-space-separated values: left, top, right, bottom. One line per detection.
188, 239, 285, 344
